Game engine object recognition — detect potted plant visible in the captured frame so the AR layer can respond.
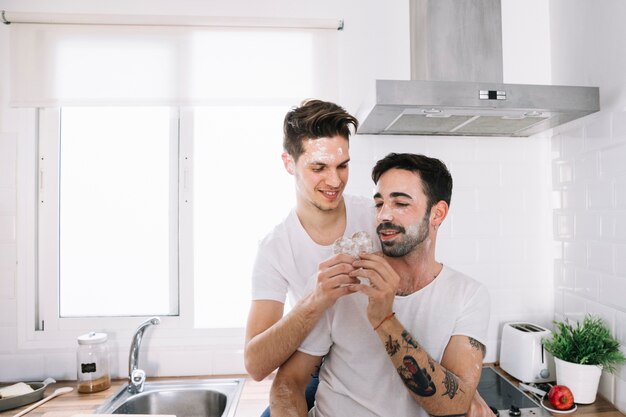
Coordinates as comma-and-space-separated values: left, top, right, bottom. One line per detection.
542, 315, 626, 404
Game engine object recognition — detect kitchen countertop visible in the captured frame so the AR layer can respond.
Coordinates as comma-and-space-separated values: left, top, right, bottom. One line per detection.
0, 375, 270, 417
0, 367, 623, 417
491, 365, 625, 417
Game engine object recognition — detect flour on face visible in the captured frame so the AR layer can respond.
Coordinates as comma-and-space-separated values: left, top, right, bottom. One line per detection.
303, 138, 345, 165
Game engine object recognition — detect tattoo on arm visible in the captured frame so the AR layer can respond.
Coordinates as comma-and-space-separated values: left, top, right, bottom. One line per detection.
397, 356, 437, 397
468, 337, 486, 358
385, 335, 401, 356
401, 330, 420, 354
441, 369, 462, 399
310, 363, 322, 378
427, 356, 436, 372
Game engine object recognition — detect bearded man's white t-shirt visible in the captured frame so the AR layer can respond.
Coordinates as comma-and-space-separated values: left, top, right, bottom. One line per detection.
299, 265, 490, 417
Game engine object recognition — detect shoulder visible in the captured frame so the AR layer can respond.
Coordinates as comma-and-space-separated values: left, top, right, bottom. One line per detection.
438, 266, 488, 299
256, 210, 296, 253
252, 211, 297, 262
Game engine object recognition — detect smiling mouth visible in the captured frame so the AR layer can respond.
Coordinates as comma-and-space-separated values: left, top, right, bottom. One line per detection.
377, 223, 405, 241
320, 190, 340, 200
378, 229, 400, 241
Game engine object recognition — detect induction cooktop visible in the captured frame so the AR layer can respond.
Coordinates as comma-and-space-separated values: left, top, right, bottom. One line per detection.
478, 366, 552, 417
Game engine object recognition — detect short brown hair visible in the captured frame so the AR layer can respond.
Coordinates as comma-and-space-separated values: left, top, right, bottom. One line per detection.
372, 153, 453, 209
283, 99, 358, 161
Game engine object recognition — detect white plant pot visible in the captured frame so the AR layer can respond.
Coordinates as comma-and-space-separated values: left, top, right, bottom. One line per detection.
554, 357, 602, 404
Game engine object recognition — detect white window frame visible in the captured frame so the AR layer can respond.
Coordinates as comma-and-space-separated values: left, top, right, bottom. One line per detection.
16, 107, 245, 354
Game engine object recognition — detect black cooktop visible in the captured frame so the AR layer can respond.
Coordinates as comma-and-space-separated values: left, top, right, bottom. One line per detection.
478, 367, 548, 416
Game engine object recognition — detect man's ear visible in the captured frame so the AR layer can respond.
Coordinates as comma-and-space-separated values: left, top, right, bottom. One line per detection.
430, 200, 449, 230
282, 152, 295, 175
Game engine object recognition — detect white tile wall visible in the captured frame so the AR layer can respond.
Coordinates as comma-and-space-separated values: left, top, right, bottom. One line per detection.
615, 244, 626, 276
349, 134, 554, 364
600, 144, 626, 176
552, 111, 626, 411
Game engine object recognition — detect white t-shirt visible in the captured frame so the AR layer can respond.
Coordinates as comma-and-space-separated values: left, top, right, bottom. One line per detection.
299, 265, 490, 417
251, 194, 378, 307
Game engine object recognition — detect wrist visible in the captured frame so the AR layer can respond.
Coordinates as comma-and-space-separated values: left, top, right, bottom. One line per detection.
373, 312, 395, 331
299, 291, 328, 318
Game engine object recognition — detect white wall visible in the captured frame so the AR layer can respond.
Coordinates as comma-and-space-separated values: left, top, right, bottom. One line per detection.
0, 0, 558, 389
550, 0, 626, 411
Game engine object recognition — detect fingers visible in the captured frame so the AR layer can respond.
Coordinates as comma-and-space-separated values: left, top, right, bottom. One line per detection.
347, 282, 377, 296
312, 254, 360, 308
319, 260, 358, 287
350, 253, 399, 290
318, 253, 357, 269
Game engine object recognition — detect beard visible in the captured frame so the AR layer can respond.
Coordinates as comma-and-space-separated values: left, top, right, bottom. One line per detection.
377, 215, 430, 257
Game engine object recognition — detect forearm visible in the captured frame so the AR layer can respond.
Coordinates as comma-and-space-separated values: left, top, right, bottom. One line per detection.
270, 351, 322, 417
270, 377, 310, 417
245, 294, 325, 380
375, 319, 478, 416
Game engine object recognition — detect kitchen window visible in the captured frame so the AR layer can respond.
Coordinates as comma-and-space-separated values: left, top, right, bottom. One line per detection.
12, 18, 339, 350
37, 105, 290, 329
52, 107, 178, 318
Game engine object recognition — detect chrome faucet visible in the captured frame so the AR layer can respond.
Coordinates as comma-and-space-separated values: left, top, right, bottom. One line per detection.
128, 317, 160, 393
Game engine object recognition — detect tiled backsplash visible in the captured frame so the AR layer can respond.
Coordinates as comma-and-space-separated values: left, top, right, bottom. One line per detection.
347, 134, 555, 364
552, 111, 626, 407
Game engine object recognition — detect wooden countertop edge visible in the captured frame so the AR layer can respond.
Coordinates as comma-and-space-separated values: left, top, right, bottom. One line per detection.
0, 375, 255, 417
1, 367, 623, 417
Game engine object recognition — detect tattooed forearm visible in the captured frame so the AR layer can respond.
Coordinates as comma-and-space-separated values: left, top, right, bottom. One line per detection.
401, 330, 421, 353
427, 356, 436, 372
468, 337, 486, 358
441, 369, 462, 399
397, 356, 437, 397
385, 335, 401, 356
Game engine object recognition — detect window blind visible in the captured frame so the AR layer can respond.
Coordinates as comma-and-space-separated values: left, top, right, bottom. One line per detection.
9, 20, 339, 106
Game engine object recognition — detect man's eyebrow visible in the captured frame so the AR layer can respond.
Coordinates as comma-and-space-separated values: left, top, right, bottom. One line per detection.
372, 192, 414, 200
308, 157, 351, 166
390, 192, 413, 199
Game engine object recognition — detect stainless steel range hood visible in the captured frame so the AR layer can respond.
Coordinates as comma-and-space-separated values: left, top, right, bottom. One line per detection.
357, 0, 600, 137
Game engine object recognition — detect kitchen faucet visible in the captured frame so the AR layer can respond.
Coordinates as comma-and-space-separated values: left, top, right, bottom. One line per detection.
128, 317, 160, 393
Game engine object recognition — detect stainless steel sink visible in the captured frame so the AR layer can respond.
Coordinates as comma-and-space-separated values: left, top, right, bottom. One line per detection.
95, 378, 245, 417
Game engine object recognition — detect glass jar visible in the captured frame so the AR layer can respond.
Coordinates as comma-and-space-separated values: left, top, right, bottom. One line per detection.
76, 332, 111, 393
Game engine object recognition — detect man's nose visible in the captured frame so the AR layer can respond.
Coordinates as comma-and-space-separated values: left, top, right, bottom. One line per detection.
376, 203, 393, 222
325, 169, 341, 187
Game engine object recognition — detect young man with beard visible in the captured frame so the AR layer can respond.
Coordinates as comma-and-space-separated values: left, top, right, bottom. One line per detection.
270, 153, 491, 417
244, 100, 379, 415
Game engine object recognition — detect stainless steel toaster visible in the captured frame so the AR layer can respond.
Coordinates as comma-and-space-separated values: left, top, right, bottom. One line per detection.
499, 322, 556, 383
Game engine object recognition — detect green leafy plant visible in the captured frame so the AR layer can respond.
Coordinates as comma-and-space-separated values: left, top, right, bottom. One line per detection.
543, 315, 626, 373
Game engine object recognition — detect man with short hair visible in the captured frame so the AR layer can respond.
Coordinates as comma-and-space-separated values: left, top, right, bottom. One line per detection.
244, 100, 378, 414
270, 153, 491, 417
